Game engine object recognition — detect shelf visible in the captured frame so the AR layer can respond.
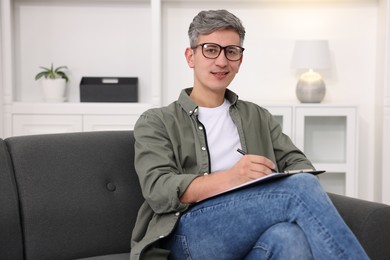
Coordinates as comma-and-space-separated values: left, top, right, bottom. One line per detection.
13, 0, 150, 3
304, 116, 347, 163
10, 0, 156, 104
11, 102, 154, 115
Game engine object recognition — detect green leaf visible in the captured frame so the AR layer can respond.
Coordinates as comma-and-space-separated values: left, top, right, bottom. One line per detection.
56, 71, 69, 82
54, 66, 68, 73
39, 66, 50, 71
35, 71, 47, 80
35, 63, 69, 82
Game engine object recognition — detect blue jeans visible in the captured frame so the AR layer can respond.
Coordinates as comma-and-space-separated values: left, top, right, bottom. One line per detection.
161, 173, 368, 259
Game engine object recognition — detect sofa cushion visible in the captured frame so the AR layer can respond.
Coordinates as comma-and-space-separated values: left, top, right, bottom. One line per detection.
0, 139, 24, 260
5, 131, 144, 260
77, 252, 130, 260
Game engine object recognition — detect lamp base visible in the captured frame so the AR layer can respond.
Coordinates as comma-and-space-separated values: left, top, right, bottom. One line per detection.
296, 71, 326, 103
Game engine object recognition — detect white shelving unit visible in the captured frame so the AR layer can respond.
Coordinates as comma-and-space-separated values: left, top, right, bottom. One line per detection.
0, 0, 161, 137
10, 102, 153, 136
264, 104, 358, 197
295, 106, 357, 197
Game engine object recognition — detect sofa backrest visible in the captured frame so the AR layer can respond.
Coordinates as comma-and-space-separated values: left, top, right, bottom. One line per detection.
0, 138, 24, 260
5, 131, 144, 260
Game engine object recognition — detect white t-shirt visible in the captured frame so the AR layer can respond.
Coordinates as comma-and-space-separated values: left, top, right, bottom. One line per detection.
198, 99, 242, 173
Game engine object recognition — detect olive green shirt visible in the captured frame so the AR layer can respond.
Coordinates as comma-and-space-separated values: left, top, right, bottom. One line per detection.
130, 88, 313, 260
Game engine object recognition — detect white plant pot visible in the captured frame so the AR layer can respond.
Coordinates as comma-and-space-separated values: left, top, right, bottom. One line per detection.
40, 78, 67, 102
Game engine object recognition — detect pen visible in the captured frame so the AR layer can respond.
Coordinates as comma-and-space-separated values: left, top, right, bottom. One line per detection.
236, 148, 246, 155
236, 148, 277, 173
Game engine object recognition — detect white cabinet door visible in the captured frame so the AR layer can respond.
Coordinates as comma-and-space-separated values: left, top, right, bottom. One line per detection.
294, 106, 357, 197
13, 115, 82, 136
83, 115, 139, 132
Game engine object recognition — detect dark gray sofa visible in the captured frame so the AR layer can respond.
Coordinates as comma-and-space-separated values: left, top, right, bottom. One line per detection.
1, 131, 390, 260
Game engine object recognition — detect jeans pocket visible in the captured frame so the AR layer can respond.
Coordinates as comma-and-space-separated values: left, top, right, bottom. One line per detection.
169, 234, 192, 260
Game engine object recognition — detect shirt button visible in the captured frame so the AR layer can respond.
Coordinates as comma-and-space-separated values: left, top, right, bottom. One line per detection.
189, 110, 193, 115
198, 126, 203, 130
201, 147, 206, 151
203, 172, 209, 176
175, 212, 180, 216
159, 235, 165, 238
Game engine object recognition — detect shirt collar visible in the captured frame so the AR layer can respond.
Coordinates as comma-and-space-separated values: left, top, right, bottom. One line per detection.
178, 88, 239, 116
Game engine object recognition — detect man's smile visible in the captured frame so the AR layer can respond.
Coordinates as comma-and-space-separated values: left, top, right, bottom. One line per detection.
211, 71, 229, 79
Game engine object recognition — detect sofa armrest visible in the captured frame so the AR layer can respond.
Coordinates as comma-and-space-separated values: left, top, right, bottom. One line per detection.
0, 139, 24, 260
328, 193, 390, 260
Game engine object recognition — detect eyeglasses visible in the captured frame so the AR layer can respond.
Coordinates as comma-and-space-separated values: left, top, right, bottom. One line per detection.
192, 43, 245, 61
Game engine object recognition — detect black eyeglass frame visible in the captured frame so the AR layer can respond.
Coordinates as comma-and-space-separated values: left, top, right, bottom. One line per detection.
192, 42, 245, 61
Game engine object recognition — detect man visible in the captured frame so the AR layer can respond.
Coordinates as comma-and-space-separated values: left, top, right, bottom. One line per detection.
130, 9, 368, 260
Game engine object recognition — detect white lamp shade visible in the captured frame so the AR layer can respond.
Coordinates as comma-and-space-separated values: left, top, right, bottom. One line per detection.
291, 40, 331, 70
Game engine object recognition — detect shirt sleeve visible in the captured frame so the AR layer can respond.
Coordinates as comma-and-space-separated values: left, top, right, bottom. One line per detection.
133, 111, 198, 214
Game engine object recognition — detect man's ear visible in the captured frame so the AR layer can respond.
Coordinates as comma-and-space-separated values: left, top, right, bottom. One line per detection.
185, 48, 195, 68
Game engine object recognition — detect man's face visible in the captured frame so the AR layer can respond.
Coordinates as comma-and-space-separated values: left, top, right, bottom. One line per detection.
185, 29, 243, 95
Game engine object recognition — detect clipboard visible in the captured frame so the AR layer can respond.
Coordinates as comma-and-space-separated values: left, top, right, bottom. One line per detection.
200, 169, 325, 202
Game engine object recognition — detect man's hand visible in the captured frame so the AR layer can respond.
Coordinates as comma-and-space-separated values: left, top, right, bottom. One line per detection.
180, 154, 276, 204
228, 154, 276, 184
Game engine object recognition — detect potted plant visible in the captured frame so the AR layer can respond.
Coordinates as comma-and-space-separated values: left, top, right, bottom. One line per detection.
35, 63, 69, 102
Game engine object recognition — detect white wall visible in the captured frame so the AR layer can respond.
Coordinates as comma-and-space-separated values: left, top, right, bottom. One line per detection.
380, 0, 390, 204
162, 1, 380, 201
13, 1, 153, 103
0, 52, 3, 138
0, 0, 5, 138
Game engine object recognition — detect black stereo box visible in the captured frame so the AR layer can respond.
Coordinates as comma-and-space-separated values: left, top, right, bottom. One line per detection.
80, 77, 138, 102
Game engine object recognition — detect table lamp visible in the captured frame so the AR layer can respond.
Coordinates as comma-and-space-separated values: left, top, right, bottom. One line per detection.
291, 40, 331, 103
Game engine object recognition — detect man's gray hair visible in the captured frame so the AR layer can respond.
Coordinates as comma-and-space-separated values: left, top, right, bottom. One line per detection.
188, 10, 246, 47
